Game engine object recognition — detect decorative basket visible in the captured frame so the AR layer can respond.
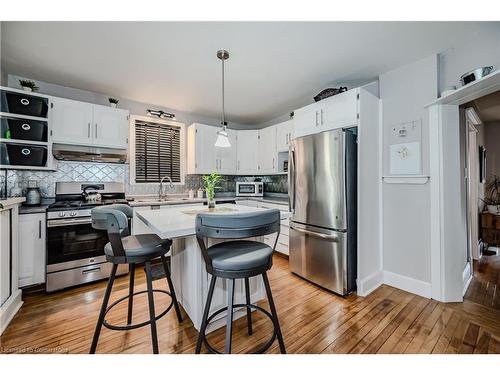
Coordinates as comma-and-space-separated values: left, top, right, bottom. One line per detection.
313, 87, 348, 102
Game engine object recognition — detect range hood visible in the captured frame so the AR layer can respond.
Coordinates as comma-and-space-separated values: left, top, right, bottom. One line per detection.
52, 144, 127, 164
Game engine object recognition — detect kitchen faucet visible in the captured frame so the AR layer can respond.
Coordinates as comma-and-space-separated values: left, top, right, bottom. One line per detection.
159, 176, 173, 200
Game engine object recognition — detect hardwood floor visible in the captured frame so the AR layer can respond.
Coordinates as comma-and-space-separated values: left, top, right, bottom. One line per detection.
1, 255, 500, 354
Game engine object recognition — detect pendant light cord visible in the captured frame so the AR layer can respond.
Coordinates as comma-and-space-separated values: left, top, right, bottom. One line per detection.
221, 57, 226, 131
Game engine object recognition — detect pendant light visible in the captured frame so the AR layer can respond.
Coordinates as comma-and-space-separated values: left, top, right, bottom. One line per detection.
214, 49, 231, 148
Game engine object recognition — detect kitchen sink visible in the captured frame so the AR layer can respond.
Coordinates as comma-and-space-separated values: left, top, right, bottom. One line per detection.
134, 197, 192, 203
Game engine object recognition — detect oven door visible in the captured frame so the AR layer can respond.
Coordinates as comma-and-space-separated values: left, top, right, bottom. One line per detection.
47, 218, 108, 266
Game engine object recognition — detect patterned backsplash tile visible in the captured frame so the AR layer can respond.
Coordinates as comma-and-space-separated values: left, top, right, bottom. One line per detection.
1, 161, 288, 198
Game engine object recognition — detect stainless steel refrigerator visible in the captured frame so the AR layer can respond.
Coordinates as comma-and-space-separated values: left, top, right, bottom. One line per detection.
288, 128, 357, 295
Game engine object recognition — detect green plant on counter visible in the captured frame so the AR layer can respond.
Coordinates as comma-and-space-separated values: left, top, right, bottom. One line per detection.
202, 172, 223, 201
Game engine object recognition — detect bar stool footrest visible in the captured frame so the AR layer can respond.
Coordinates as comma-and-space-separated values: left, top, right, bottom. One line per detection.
102, 289, 174, 331
202, 303, 277, 354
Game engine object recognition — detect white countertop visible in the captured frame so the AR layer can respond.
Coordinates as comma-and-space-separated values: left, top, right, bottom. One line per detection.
128, 195, 288, 208
0, 197, 25, 211
136, 203, 291, 239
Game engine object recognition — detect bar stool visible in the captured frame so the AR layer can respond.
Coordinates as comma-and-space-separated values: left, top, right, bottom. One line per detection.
89, 204, 182, 354
195, 209, 286, 354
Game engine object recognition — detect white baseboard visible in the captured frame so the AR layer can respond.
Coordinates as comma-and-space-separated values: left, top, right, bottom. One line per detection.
357, 270, 384, 297
383, 271, 432, 299
0, 290, 23, 335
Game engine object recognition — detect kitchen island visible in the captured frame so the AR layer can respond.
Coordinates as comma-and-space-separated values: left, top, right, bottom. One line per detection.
136, 203, 290, 332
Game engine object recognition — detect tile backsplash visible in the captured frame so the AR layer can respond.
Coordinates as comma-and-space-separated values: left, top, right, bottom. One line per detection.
1, 161, 288, 198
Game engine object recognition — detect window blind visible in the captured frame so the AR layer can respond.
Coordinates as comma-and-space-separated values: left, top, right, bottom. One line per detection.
135, 120, 181, 183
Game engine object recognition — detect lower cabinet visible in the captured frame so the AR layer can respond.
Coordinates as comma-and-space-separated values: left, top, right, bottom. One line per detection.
18, 213, 46, 288
237, 200, 290, 256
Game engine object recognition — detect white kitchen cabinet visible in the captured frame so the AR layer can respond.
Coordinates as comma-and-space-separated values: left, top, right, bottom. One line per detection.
18, 213, 46, 288
293, 89, 359, 138
293, 101, 321, 138
93, 105, 129, 148
236, 130, 259, 174
51, 97, 129, 149
276, 120, 294, 152
215, 128, 237, 174
187, 123, 218, 174
51, 97, 94, 145
321, 89, 358, 131
237, 199, 290, 256
258, 126, 277, 174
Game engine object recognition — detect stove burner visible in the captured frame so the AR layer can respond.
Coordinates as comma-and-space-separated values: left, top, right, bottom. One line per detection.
47, 199, 129, 211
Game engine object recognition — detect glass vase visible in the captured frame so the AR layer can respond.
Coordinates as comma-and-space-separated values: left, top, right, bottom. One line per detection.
207, 196, 216, 209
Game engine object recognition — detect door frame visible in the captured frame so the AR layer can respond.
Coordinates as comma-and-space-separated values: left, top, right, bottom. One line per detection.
428, 81, 500, 302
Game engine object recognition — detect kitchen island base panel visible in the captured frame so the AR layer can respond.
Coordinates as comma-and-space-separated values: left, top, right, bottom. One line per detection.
170, 236, 265, 332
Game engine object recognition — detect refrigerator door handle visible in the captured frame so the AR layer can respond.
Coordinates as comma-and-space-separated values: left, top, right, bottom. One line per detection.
289, 147, 296, 213
290, 224, 340, 242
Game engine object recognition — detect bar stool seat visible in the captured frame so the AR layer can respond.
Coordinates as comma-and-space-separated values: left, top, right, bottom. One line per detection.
207, 240, 273, 272
104, 234, 171, 261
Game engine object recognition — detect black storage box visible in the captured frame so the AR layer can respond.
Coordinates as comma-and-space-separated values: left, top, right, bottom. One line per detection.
1, 90, 49, 118
1, 118, 48, 142
0, 143, 48, 167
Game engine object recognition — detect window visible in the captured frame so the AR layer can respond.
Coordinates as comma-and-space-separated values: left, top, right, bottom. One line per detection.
131, 117, 184, 184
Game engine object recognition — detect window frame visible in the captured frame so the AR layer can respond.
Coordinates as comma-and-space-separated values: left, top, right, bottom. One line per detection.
129, 114, 186, 186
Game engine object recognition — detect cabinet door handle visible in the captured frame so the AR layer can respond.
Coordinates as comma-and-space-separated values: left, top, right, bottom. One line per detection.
88, 123, 90, 138
238, 160, 240, 170
286, 133, 288, 144
273, 158, 275, 169
219, 159, 222, 169
315, 111, 319, 126
95, 123, 98, 137
39, 220, 42, 239
321, 109, 324, 125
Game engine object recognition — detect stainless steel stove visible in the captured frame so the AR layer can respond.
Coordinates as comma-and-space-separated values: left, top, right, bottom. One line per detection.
46, 182, 128, 292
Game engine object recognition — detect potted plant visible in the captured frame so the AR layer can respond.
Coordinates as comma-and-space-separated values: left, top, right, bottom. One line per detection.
19, 79, 39, 92
483, 175, 500, 214
203, 172, 223, 209
108, 97, 119, 108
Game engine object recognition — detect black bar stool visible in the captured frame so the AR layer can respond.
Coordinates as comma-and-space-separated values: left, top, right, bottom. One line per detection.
195, 209, 286, 354
89, 204, 182, 354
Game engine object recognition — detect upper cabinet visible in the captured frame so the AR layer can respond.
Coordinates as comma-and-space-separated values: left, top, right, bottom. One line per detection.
51, 97, 129, 149
293, 89, 359, 138
187, 123, 217, 174
216, 128, 237, 174
93, 105, 129, 148
236, 130, 259, 174
258, 126, 277, 174
276, 120, 294, 152
51, 97, 93, 145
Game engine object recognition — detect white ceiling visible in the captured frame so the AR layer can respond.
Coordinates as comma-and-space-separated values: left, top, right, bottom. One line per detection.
2, 22, 499, 124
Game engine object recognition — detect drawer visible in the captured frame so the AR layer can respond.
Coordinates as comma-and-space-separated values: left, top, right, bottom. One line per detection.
275, 241, 289, 256
1, 90, 49, 118
278, 233, 289, 247
280, 224, 289, 236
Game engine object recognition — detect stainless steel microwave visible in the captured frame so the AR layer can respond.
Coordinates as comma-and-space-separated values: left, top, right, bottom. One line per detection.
236, 181, 264, 197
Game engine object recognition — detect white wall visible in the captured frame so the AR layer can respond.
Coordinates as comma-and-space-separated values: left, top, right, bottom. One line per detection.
438, 26, 500, 94
379, 55, 438, 297
0, 23, 6, 86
